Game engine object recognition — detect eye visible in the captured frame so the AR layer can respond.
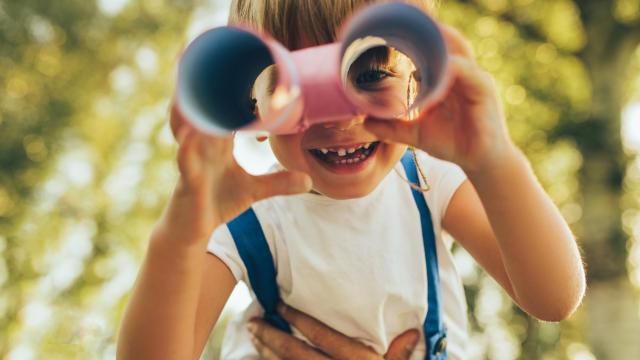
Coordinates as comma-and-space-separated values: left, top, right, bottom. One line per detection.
355, 69, 391, 86
249, 97, 257, 114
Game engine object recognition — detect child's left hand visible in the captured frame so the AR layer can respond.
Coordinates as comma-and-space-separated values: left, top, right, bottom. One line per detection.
364, 25, 515, 174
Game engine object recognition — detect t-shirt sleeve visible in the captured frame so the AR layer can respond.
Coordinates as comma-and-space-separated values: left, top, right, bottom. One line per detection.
207, 224, 248, 283
416, 151, 468, 223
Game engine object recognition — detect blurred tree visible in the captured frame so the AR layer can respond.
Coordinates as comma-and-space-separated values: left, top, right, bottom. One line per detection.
0, 0, 196, 358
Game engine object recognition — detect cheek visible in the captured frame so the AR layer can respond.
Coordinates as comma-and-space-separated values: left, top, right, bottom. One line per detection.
269, 136, 309, 172
380, 143, 408, 172
389, 143, 408, 159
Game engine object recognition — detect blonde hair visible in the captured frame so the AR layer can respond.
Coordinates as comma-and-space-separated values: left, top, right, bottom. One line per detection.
228, 0, 438, 50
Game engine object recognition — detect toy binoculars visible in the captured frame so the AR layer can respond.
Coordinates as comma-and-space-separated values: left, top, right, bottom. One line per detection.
176, 2, 451, 135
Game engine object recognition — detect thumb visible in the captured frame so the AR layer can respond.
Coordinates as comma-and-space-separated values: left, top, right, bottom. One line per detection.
385, 329, 420, 360
364, 118, 421, 148
252, 170, 313, 201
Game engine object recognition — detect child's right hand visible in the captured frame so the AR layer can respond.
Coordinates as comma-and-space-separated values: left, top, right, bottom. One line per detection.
154, 103, 312, 248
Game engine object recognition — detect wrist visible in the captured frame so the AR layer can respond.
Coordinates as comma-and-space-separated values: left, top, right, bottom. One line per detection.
464, 141, 524, 183
147, 225, 210, 277
152, 181, 223, 250
150, 217, 212, 252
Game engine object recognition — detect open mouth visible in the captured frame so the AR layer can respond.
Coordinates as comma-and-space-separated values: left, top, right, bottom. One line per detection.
307, 141, 380, 171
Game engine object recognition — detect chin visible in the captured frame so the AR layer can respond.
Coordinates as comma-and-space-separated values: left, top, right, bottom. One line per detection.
271, 136, 407, 200
312, 178, 380, 199
302, 142, 407, 200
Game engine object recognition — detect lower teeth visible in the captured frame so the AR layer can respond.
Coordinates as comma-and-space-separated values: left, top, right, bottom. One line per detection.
332, 153, 369, 165
311, 142, 378, 165
332, 150, 370, 165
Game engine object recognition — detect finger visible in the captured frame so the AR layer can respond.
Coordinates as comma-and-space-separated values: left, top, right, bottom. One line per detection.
277, 303, 379, 360
248, 319, 330, 360
384, 329, 420, 360
251, 170, 313, 201
170, 103, 186, 140
251, 334, 282, 360
363, 118, 421, 148
449, 56, 494, 102
176, 127, 201, 178
196, 131, 234, 162
172, 107, 202, 149
439, 24, 475, 60
175, 119, 192, 146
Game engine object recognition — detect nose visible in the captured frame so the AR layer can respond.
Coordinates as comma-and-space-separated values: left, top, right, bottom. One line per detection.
322, 115, 365, 131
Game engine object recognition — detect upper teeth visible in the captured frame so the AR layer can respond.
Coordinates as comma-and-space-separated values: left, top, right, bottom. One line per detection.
317, 142, 374, 157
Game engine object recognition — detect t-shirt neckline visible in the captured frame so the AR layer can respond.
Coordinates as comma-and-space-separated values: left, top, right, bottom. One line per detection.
269, 162, 401, 206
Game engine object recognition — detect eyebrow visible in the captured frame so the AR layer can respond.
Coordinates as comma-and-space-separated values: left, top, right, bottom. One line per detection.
348, 46, 396, 77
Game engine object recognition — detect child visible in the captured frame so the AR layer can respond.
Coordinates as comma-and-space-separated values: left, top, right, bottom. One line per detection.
117, 0, 586, 359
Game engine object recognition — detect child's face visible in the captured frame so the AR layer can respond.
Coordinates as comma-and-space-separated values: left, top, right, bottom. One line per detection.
255, 40, 413, 199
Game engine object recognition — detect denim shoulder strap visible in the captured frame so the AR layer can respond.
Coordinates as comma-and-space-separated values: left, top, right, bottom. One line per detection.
227, 208, 291, 333
401, 152, 448, 359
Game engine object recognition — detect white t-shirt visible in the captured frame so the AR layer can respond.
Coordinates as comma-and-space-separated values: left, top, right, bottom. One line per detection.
208, 151, 469, 359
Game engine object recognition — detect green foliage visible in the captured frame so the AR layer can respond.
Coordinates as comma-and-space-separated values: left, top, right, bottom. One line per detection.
1, 0, 639, 359
0, 0, 195, 357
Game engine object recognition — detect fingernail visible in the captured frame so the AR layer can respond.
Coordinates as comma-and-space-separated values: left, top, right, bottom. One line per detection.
247, 322, 257, 333
176, 127, 188, 141
250, 336, 259, 347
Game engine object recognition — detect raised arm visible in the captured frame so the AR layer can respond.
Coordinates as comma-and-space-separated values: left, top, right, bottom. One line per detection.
117, 104, 312, 359
364, 24, 585, 321
443, 157, 585, 321
117, 220, 236, 359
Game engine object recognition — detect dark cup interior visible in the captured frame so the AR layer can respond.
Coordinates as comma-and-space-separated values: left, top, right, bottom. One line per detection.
178, 28, 274, 132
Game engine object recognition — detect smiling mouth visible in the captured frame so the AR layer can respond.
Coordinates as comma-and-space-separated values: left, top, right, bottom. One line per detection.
308, 141, 380, 167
